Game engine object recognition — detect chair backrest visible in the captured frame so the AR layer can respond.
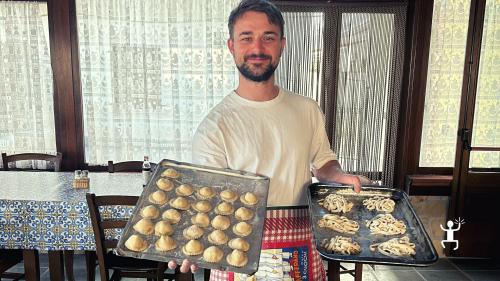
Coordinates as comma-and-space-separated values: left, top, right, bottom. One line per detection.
85, 193, 138, 268
2, 152, 63, 171
107, 160, 157, 173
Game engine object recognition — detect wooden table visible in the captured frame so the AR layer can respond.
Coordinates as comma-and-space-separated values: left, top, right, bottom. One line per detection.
0, 171, 192, 281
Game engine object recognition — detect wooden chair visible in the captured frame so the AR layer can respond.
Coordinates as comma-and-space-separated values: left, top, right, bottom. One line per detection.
107, 160, 158, 173
2, 152, 62, 171
86, 193, 182, 281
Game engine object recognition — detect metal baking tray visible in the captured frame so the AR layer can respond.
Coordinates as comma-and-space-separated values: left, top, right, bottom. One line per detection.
116, 159, 270, 275
308, 183, 438, 266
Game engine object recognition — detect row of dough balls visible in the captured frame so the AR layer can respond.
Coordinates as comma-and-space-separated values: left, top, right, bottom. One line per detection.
157, 168, 259, 205
133, 216, 254, 239
154, 180, 259, 207
140, 204, 255, 222
125, 234, 250, 266
135, 207, 254, 245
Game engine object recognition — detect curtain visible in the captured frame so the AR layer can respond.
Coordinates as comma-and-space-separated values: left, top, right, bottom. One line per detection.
420, 0, 471, 167
330, 6, 407, 187
0, 1, 56, 169
76, 0, 239, 165
276, 8, 325, 104
470, 0, 500, 168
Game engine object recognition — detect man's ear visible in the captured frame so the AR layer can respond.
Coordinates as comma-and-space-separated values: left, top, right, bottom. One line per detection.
281, 36, 286, 52
227, 38, 234, 55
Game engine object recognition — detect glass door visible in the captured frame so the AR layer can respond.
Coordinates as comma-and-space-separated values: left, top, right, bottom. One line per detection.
450, 0, 500, 257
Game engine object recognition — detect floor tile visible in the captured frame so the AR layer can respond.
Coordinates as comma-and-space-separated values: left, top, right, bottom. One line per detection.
337, 262, 375, 271
372, 264, 416, 271
450, 258, 500, 270
417, 258, 456, 271
39, 268, 50, 281
39, 253, 50, 267
373, 269, 425, 281
418, 270, 472, 281
463, 270, 500, 281
340, 270, 379, 281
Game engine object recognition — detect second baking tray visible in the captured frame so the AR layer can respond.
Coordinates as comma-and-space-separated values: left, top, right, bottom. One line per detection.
308, 183, 438, 266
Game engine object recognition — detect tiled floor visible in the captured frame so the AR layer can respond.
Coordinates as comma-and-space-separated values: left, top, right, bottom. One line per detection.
6, 254, 500, 280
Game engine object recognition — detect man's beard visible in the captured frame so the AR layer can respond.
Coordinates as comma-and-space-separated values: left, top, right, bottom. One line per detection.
237, 54, 277, 82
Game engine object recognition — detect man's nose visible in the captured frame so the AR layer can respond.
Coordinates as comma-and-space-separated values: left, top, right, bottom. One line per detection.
250, 39, 265, 53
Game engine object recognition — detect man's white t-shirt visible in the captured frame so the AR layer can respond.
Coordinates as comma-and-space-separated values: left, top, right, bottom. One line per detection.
192, 87, 336, 207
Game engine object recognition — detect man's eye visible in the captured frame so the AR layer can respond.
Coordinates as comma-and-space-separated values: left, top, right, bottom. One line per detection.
263, 35, 276, 42
241, 37, 252, 42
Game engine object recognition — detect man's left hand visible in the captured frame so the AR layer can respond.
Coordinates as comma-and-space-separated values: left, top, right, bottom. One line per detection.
314, 160, 372, 193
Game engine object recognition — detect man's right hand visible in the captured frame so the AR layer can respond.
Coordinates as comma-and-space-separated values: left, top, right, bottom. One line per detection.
168, 259, 198, 273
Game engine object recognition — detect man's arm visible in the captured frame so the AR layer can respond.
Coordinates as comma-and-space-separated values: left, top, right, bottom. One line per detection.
313, 160, 370, 193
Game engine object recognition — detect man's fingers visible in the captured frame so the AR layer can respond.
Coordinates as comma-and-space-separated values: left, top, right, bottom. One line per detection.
167, 260, 177, 270
352, 176, 362, 193
357, 175, 372, 185
180, 259, 191, 273
353, 183, 361, 193
190, 263, 199, 273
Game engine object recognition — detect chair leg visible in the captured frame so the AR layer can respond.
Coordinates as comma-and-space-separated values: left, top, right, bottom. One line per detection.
156, 262, 166, 281
85, 251, 96, 281
354, 263, 363, 281
98, 258, 110, 281
204, 268, 210, 281
327, 260, 341, 281
23, 249, 40, 281
63, 250, 75, 281
48, 251, 65, 281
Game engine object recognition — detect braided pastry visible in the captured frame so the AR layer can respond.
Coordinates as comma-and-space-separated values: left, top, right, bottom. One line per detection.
318, 194, 353, 213
318, 214, 359, 234
363, 196, 395, 213
321, 236, 361, 255
370, 236, 416, 257
366, 214, 406, 235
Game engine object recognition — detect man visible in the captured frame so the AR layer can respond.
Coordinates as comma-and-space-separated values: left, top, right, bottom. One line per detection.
170, 0, 369, 278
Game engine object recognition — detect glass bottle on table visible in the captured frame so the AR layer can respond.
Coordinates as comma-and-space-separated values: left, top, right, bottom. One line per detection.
142, 156, 152, 187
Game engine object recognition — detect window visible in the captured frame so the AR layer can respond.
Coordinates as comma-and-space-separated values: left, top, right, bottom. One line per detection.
276, 3, 407, 186
419, 0, 471, 167
469, 0, 500, 168
76, 0, 239, 165
0, 1, 55, 157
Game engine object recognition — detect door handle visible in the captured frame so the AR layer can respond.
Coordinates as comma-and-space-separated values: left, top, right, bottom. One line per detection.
458, 128, 472, 151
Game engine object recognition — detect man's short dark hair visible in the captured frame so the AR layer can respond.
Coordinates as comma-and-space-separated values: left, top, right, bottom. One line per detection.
228, 0, 284, 39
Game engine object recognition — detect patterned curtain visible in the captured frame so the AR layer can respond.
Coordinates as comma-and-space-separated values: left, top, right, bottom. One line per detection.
330, 6, 407, 187
76, 0, 239, 165
419, 0, 471, 167
0, 1, 56, 168
276, 8, 324, 104
470, 0, 500, 168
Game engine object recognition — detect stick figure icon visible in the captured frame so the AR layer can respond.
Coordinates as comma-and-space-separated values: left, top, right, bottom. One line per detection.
440, 217, 465, 250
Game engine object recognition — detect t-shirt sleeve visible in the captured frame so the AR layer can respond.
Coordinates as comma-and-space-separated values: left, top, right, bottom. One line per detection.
192, 118, 228, 169
310, 103, 337, 170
